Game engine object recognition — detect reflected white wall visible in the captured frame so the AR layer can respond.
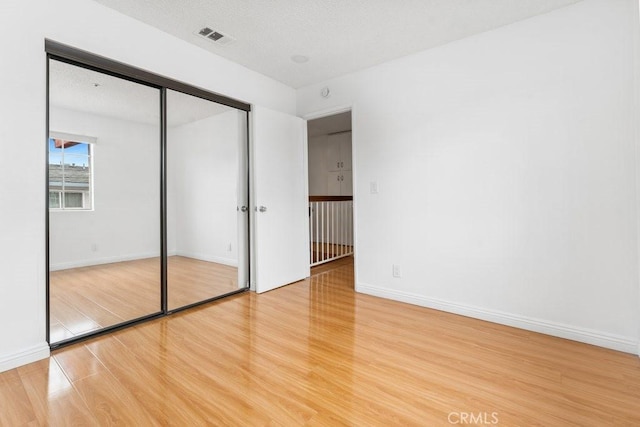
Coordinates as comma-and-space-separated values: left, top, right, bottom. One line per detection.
167, 109, 244, 267
49, 107, 160, 270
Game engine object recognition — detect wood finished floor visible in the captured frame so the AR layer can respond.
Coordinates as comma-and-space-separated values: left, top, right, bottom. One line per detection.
4, 256, 640, 425
50, 256, 238, 342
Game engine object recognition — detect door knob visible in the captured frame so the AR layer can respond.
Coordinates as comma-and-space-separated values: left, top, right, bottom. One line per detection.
258, 206, 267, 213
239, 206, 248, 212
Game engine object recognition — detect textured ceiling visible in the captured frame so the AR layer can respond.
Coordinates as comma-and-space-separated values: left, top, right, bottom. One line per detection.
92, 0, 581, 88
50, 59, 231, 127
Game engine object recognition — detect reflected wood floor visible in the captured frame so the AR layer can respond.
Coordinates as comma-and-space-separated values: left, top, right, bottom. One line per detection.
167, 256, 238, 309
50, 256, 238, 342
4, 256, 640, 425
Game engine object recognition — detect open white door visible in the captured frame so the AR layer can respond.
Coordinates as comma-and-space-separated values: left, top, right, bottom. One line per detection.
252, 106, 310, 293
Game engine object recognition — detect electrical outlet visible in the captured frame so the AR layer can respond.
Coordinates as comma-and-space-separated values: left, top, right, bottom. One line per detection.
392, 264, 401, 278
91, 243, 98, 252
370, 181, 379, 194
228, 243, 232, 251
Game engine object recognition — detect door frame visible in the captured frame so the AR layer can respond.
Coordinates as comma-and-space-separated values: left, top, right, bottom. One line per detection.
302, 104, 358, 287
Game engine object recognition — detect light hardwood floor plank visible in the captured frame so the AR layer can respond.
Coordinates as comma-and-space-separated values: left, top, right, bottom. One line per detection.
0, 369, 37, 426
16, 359, 98, 427
71, 369, 159, 426
50, 256, 241, 342
1, 257, 639, 425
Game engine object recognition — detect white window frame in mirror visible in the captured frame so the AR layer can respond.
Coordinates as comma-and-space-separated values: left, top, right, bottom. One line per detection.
48, 131, 96, 211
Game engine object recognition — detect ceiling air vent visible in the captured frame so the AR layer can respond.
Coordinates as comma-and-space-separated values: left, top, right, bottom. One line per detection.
197, 27, 235, 46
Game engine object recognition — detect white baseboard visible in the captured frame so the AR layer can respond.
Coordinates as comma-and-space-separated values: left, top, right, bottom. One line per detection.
50, 252, 160, 271
175, 251, 238, 267
0, 343, 50, 373
51, 252, 238, 270
356, 282, 638, 355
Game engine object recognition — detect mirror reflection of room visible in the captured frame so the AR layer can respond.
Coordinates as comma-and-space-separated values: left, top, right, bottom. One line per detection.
48, 59, 161, 343
166, 89, 247, 310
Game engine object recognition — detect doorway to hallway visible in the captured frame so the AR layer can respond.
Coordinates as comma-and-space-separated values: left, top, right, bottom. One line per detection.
306, 111, 354, 273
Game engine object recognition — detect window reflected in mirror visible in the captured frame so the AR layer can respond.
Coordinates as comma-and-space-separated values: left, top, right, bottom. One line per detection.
48, 137, 93, 210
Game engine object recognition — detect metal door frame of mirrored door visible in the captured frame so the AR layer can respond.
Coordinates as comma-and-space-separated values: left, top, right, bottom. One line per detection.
45, 40, 251, 350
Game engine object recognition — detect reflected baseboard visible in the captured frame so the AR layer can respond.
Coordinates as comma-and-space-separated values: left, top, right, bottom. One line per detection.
50, 252, 160, 271
172, 251, 237, 268
51, 251, 238, 271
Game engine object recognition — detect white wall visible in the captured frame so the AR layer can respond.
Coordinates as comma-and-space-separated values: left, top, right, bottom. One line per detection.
49, 107, 160, 270
298, 0, 640, 353
0, 0, 295, 372
168, 110, 244, 266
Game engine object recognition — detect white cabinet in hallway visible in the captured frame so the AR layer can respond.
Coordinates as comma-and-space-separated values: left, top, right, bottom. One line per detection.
326, 131, 352, 196
327, 170, 353, 196
327, 131, 352, 172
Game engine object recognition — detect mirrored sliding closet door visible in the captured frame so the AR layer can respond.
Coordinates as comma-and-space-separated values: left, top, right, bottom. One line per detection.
166, 89, 249, 310
48, 59, 162, 344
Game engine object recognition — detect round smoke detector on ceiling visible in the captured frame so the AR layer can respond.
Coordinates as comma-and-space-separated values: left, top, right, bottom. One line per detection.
291, 54, 309, 64
321, 87, 330, 98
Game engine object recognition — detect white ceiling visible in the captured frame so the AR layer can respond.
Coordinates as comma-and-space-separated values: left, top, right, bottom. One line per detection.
50, 59, 231, 127
92, 0, 581, 88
